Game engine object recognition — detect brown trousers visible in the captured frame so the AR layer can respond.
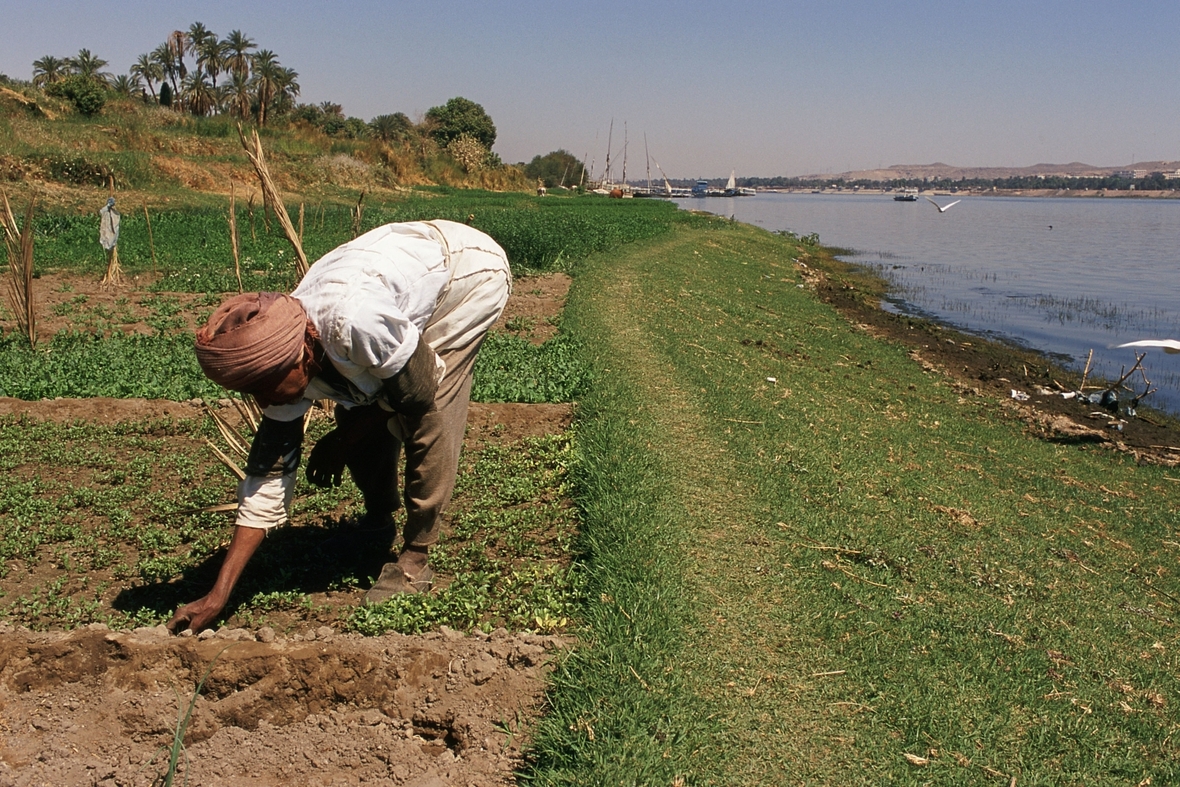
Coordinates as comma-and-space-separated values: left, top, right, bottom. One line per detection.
335, 337, 483, 548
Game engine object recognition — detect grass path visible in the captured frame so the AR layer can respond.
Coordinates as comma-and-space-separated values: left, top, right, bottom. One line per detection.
526, 220, 1180, 785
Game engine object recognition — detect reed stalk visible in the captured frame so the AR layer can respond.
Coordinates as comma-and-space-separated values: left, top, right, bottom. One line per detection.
228, 182, 242, 293
351, 190, 366, 238
236, 124, 308, 277
142, 200, 157, 276
1, 191, 36, 347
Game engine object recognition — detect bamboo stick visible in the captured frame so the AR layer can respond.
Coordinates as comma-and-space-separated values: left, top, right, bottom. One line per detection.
236, 124, 309, 276
229, 181, 242, 293
141, 200, 157, 275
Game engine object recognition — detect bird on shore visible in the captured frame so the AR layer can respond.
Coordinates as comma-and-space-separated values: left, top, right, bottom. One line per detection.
1116, 339, 1180, 354
924, 196, 961, 213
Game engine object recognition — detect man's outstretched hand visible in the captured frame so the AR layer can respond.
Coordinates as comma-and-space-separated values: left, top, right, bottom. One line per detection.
164, 525, 266, 635
166, 593, 226, 635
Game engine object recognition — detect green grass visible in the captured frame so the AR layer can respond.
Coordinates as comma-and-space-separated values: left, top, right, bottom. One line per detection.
1, 191, 673, 402
348, 433, 582, 635
524, 221, 1180, 784
27, 190, 691, 283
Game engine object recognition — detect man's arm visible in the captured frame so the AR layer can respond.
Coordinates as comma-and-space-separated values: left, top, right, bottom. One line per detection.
166, 525, 266, 633
380, 337, 443, 418
167, 415, 304, 633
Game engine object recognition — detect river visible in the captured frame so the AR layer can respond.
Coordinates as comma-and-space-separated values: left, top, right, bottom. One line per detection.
676, 191, 1180, 416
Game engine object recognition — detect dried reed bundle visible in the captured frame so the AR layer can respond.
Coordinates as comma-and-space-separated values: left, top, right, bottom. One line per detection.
2, 191, 36, 346
100, 245, 124, 287
236, 124, 309, 277
229, 181, 243, 293
351, 190, 366, 238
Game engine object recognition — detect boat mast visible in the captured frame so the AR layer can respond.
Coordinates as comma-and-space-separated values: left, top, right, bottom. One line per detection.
603, 119, 613, 187
645, 132, 652, 194
621, 122, 628, 188
653, 159, 673, 195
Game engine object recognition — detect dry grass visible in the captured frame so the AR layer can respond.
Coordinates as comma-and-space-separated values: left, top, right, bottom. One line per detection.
2, 191, 36, 345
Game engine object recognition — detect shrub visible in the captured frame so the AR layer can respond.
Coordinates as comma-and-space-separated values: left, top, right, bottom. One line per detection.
45, 75, 106, 117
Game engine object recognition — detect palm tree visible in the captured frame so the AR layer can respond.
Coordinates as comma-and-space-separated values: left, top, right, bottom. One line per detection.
152, 43, 180, 103
110, 74, 142, 98
186, 22, 223, 87
250, 49, 280, 125
130, 53, 162, 101
32, 55, 69, 87
370, 113, 413, 143
166, 30, 188, 84
71, 49, 112, 85
223, 30, 255, 80
197, 36, 227, 88
271, 67, 300, 118
186, 22, 214, 56
226, 69, 253, 119
182, 71, 217, 116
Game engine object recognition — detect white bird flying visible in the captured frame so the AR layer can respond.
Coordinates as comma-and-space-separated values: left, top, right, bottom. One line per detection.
924, 196, 961, 213
1116, 339, 1180, 354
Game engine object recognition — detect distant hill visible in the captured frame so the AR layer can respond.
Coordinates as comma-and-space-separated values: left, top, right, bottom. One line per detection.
800, 161, 1180, 182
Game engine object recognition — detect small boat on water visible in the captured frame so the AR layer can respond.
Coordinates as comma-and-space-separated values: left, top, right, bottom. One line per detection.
893, 189, 919, 202
724, 170, 756, 197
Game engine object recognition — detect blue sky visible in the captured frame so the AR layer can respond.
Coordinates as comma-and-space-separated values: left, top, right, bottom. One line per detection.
5, 1, 1180, 178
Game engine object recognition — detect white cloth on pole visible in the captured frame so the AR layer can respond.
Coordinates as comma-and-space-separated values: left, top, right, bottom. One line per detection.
99, 199, 120, 251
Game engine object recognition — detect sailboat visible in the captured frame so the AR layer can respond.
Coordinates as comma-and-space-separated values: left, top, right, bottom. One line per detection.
724, 170, 756, 197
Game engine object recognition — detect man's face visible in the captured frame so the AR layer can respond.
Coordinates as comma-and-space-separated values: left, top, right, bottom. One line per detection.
246, 345, 315, 407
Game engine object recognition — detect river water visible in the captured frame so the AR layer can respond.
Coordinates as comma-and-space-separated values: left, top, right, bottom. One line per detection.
676, 192, 1180, 416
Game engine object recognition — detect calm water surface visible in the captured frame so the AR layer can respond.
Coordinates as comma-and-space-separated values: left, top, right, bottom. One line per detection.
677, 192, 1180, 416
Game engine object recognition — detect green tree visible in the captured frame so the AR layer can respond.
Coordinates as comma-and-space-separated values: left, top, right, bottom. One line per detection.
225, 70, 252, 118
424, 96, 496, 149
46, 74, 106, 116
110, 74, 142, 98
130, 53, 162, 101
250, 49, 280, 124
70, 49, 111, 85
31, 55, 69, 87
223, 30, 255, 80
524, 149, 585, 188
270, 66, 300, 118
182, 71, 217, 116
369, 112, 414, 143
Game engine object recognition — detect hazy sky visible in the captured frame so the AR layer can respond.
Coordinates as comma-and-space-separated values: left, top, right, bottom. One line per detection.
5, 1, 1180, 178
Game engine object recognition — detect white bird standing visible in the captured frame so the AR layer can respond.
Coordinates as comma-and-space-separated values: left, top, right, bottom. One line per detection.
1116, 339, 1180, 354
924, 196, 961, 213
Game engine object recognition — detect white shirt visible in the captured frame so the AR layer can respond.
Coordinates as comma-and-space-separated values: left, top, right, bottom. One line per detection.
262, 221, 450, 423
234, 219, 511, 530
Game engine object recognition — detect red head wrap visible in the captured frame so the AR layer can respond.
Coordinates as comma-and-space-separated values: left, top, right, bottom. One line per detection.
194, 292, 308, 392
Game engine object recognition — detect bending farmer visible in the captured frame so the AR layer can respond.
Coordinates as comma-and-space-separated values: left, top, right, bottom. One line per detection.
167, 220, 511, 634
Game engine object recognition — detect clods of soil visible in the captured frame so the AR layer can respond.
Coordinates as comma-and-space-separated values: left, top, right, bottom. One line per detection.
0, 621, 565, 786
